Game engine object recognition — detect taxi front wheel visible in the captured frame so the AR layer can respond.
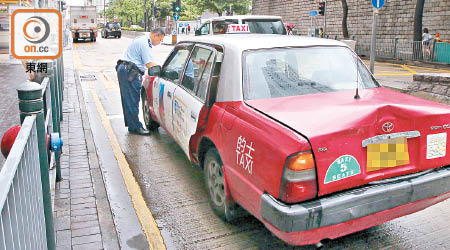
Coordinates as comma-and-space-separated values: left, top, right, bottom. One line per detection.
204, 148, 242, 222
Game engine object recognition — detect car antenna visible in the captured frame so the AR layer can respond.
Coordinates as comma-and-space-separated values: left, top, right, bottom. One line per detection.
353, 52, 361, 99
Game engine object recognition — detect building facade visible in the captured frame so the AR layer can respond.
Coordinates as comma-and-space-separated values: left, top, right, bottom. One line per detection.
252, 0, 450, 51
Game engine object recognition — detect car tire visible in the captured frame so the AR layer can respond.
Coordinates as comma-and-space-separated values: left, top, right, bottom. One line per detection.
141, 90, 160, 131
105, 32, 108, 38
203, 148, 243, 222
118, 35, 121, 38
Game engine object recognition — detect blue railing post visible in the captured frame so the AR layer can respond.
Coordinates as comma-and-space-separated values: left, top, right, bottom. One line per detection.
17, 81, 56, 250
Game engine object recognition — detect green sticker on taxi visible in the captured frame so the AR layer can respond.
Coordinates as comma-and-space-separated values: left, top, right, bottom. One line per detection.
324, 155, 361, 184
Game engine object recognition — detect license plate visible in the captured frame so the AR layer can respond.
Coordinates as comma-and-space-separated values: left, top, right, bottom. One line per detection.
112, 28, 116, 31
366, 136, 410, 172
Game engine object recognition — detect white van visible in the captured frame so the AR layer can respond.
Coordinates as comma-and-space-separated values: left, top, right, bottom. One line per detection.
195, 15, 287, 36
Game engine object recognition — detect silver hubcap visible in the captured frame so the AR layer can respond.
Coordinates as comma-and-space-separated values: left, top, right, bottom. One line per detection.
207, 159, 225, 207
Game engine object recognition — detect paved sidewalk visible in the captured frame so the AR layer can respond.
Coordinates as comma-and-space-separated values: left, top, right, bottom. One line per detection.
53, 50, 120, 250
0, 63, 25, 166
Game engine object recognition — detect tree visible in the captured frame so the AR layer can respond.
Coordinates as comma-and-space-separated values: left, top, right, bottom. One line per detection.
185, 0, 251, 17
413, 0, 425, 41
413, 0, 425, 60
341, 0, 349, 39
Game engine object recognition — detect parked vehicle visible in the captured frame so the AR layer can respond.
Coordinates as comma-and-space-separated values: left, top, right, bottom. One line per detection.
70, 6, 97, 42
141, 34, 450, 246
102, 22, 121, 39
195, 15, 287, 36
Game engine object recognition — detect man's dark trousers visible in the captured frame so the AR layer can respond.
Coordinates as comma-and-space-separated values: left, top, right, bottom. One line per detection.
117, 64, 143, 130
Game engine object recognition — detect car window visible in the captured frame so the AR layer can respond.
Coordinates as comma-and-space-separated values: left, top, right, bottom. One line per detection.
199, 23, 210, 35
243, 47, 379, 100
242, 19, 286, 34
162, 47, 192, 83
212, 20, 237, 34
181, 46, 214, 101
107, 23, 120, 29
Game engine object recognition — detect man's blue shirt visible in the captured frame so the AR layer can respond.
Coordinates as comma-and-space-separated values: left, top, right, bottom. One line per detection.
123, 35, 154, 72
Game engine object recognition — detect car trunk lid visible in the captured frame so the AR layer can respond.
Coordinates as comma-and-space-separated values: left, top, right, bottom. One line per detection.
245, 87, 450, 196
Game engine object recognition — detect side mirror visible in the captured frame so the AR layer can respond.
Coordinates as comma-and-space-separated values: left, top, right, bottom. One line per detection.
148, 65, 161, 76
195, 29, 201, 36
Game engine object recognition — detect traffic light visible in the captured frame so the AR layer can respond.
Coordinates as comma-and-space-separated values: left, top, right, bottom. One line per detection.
153, 6, 160, 16
318, 1, 326, 16
172, 0, 181, 12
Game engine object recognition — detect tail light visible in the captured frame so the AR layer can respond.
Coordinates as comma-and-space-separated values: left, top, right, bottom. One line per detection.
279, 150, 317, 203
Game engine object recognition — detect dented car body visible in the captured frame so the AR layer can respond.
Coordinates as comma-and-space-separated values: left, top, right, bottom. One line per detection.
141, 34, 450, 246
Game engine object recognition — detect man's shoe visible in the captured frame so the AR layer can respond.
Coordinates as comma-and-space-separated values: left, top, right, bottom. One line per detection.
128, 128, 151, 135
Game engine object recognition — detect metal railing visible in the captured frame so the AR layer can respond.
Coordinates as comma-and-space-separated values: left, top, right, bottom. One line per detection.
354, 38, 441, 63
0, 116, 47, 250
0, 57, 65, 250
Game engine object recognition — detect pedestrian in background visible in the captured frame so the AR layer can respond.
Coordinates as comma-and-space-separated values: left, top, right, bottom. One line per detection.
182, 27, 185, 34
422, 28, 432, 58
115, 28, 165, 135
188, 25, 191, 34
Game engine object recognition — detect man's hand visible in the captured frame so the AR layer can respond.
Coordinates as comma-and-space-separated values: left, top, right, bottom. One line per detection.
146, 62, 158, 68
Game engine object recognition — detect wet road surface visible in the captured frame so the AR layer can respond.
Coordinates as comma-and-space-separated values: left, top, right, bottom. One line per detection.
74, 35, 450, 250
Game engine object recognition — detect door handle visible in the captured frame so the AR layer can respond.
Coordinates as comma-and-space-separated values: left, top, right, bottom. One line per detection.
190, 111, 197, 120
167, 91, 172, 98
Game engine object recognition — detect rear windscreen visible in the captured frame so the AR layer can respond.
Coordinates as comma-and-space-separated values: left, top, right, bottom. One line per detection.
107, 23, 120, 29
242, 19, 287, 35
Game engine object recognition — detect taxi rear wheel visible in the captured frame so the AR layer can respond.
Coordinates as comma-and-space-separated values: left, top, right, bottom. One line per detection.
141, 90, 160, 130
204, 149, 227, 219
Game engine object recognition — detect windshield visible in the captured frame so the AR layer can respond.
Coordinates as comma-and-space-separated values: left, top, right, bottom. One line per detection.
242, 19, 286, 34
107, 23, 120, 29
243, 47, 379, 100
212, 20, 237, 34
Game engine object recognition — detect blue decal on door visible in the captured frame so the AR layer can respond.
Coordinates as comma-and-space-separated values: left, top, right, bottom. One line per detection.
159, 83, 165, 122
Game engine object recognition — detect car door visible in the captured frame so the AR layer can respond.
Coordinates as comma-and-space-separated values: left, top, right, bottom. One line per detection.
153, 44, 192, 136
172, 44, 217, 157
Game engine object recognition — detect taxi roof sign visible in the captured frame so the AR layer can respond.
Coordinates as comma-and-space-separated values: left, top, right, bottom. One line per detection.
226, 24, 250, 34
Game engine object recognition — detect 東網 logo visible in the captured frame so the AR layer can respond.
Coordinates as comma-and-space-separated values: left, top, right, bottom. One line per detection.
11, 9, 62, 59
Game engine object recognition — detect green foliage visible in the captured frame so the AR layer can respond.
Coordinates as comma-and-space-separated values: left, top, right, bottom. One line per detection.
185, 0, 252, 16
122, 27, 145, 31
105, 0, 252, 26
105, 0, 144, 26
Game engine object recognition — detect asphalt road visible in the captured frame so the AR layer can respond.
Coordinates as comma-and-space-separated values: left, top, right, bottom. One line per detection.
73, 34, 450, 250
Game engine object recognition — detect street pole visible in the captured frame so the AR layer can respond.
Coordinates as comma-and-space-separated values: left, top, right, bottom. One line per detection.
103, 0, 106, 24
369, 8, 378, 74
324, 1, 327, 37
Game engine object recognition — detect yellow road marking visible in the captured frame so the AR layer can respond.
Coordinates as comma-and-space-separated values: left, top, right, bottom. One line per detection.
401, 65, 418, 74
408, 65, 450, 73
98, 71, 119, 91
90, 89, 166, 250
374, 73, 413, 76
74, 43, 79, 48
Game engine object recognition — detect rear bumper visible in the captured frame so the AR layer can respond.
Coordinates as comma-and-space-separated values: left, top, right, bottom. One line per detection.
105, 31, 121, 36
261, 166, 450, 240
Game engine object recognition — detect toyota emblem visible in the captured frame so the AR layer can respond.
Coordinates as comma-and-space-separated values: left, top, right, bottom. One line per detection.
382, 122, 394, 133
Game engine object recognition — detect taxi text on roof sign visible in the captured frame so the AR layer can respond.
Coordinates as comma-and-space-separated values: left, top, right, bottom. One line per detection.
226, 24, 250, 34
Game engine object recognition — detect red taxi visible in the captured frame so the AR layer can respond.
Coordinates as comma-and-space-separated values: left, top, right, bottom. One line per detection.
141, 34, 450, 246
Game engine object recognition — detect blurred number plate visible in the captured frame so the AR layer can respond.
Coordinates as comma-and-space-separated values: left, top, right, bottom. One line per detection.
366, 137, 410, 172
